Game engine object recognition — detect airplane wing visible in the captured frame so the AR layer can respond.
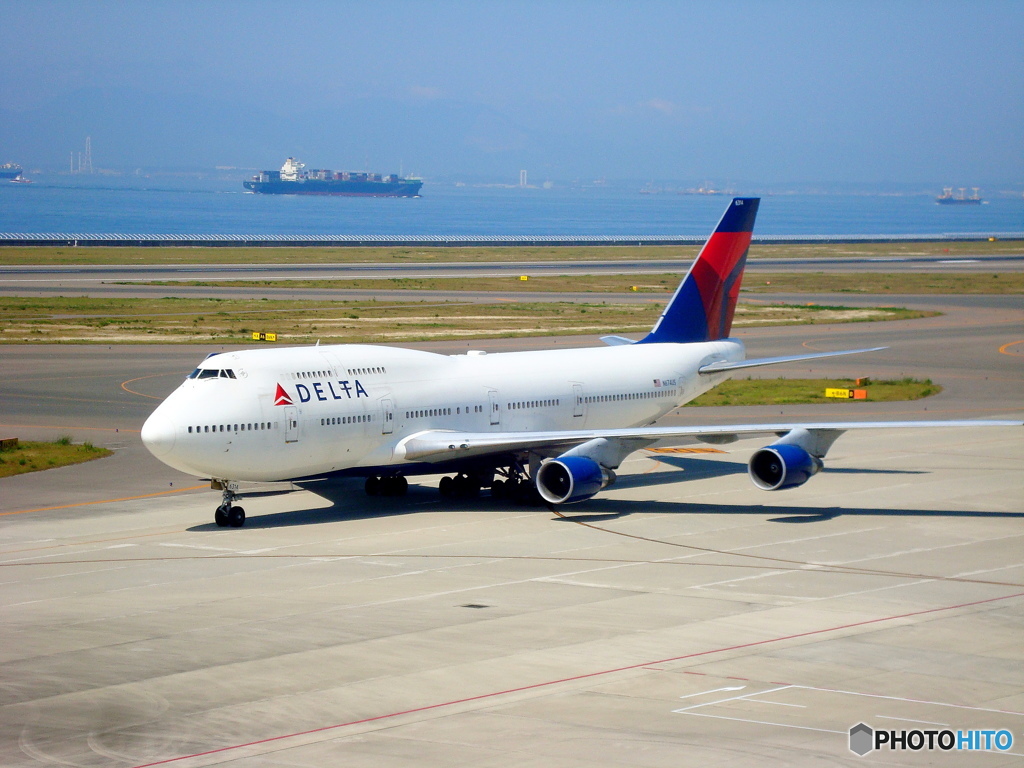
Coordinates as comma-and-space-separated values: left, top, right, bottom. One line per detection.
698, 347, 887, 374
396, 419, 1021, 463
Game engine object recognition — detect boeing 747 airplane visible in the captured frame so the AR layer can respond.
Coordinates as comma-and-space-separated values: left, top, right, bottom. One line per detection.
141, 198, 1019, 527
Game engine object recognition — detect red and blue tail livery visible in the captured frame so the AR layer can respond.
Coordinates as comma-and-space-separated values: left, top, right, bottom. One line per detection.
639, 197, 759, 344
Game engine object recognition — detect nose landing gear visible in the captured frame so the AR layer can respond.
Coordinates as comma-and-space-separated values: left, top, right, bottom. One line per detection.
213, 482, 246, 527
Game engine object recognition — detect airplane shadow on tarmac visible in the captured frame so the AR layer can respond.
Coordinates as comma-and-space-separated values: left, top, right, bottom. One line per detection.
557, 498, 1024, 525
186, 456, 1021, 531
628, 456, 928, 486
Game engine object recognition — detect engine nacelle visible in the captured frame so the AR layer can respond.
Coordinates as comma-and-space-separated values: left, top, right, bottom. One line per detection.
536, 456, 613, 504
748, 443, 823, 490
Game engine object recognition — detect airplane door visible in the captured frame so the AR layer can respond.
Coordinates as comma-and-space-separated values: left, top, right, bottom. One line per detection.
381, 398, 394, 435
488, 390, 500, 427
284, 406, 299, 443
573, 384, 584, 418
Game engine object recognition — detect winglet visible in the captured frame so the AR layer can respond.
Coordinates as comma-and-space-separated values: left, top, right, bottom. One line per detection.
638, 197, 759, 344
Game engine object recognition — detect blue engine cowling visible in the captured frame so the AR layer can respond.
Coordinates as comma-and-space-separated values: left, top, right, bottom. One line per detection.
748, 444, 823, 490
536, 456, 610, 504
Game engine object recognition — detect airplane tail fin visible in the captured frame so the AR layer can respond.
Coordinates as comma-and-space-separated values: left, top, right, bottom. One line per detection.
638, 197, 759, 344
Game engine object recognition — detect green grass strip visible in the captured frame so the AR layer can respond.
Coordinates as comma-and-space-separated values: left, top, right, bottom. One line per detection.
686, 377, 940, 407
0, 437, 113, 478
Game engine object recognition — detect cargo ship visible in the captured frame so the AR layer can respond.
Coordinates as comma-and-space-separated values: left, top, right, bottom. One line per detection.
936, 187, 983, 205
244, 157, 422, 197
1, 163, 24, 181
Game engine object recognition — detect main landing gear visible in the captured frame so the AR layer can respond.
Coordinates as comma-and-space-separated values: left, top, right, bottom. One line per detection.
490, 465, 543, 505
436, 465, 543, 505
213, 482, 246, 528
365, 474, 409, 497
438, 473, 481, 499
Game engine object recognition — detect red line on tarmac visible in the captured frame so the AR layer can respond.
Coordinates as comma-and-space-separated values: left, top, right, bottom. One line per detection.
130, 590, 1024, 767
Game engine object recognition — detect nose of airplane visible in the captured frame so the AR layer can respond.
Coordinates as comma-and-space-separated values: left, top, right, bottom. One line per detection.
141, 412, 176, 457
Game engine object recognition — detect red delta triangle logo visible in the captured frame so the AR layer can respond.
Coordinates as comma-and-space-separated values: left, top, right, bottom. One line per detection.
274, 384, 293, 406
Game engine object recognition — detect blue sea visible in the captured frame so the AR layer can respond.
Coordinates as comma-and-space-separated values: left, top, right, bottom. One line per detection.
1, 175, 1021, 238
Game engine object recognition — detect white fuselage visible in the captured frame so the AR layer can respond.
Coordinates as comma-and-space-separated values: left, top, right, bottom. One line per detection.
141, 339, 744, 481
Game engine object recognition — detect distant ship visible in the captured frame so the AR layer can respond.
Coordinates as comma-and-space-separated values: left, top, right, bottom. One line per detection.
936, 186, 983, 205
1, 163, 24, 181
244, 157, 422, 197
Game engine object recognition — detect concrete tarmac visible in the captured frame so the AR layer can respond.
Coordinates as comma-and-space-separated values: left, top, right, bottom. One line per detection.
1, 301, 1022, 766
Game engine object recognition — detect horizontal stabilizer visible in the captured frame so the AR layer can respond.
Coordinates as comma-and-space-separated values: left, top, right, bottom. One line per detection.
698, 347, 887, 374
600, 335, 638, 346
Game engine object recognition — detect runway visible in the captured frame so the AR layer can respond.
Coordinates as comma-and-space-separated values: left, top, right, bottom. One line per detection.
1, 252, 1023, 300
0, 298, 1022, 766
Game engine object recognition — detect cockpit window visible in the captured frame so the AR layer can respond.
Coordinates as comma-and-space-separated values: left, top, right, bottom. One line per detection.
189, 368, 236, 379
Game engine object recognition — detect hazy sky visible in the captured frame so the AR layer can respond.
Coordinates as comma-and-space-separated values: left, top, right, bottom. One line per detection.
2, 0, 1021, 184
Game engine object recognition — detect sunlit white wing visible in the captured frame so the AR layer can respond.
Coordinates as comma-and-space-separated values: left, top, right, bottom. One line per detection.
396, 420, 1022, 463
698, 347, 887, 374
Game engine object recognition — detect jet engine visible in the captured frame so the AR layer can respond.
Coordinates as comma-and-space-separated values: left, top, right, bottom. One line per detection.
536, 456, 614, 504
748, 443, 823, 490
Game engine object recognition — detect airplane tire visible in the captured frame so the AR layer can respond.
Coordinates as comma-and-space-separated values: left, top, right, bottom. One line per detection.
451, 474, 480, 498
228, 506, 245, 528
513, 482, 540, 506
491, 479, 505, 497
439, 476, 454, 497
214, 506, 229, 527
365, 476, 381, 496
375, 475, 408, 497
500, 478, 520, 500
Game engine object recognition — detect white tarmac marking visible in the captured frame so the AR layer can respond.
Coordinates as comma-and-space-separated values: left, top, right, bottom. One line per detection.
157, 542, 237, 552
829, 531, 1024, 568
681, 712, 845, 734
676, 686, 745, 700
673, 685, 792, 713
875, 715, 949, 726
29, 565, 127, 583
691, 529, 1024, 595
803, 686, 1024, 715
672, 684, 1024, 742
